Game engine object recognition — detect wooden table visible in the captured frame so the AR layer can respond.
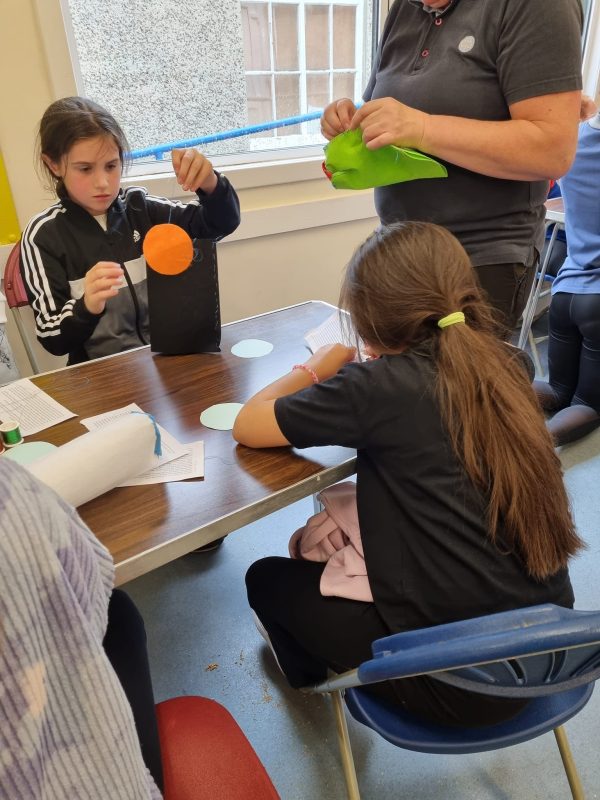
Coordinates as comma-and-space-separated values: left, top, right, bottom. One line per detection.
29, 302, 356, 585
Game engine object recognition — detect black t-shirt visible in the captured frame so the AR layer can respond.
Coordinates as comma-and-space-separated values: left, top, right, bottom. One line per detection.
275, 350, 573, 635
363, 0, 583, 266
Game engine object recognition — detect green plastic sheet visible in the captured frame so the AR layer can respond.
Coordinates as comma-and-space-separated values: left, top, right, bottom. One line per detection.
323, 128, 447, 190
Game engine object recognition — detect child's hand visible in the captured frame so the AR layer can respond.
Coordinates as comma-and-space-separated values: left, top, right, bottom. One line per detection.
83, 262, 123, 315
171, 148, 219, 194
305, 343, 356, 381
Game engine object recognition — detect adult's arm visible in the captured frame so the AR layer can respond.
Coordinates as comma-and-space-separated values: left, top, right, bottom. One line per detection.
351, 90, 582, 182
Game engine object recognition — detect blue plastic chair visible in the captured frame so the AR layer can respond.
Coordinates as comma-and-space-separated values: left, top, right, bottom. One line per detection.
308, 604, 600, 800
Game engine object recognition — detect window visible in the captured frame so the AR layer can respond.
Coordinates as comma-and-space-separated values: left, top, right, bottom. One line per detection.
60, 0, 375, 172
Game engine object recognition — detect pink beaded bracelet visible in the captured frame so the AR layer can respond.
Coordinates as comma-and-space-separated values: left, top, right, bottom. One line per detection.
292, 364, 319, 383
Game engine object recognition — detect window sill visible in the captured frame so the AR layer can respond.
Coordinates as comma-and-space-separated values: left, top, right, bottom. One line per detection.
122, 150, 328, 194
123, 154, 378, 243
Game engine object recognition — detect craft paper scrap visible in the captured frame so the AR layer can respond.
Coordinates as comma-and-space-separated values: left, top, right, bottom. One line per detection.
304, 311, 367, 358
231, 339, 274, 358
200, 402, 243, 431
0, 378, 76, 436
3, 441, 57, 466
80, 403, 187, 468
120, 441, 204, 485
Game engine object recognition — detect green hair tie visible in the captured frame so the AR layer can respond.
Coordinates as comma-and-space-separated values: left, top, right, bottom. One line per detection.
438, 312, 466, 329
323, 128, 447, 190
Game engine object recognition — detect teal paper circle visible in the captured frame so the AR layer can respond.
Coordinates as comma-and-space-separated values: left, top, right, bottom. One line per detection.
3, 441, 58, 465
200, 403, 244, 431
231, 339, 274, 358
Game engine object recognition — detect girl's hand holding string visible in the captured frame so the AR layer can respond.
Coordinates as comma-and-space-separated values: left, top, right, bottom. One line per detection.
171, 148, 219, 194
83, 262, 123, 315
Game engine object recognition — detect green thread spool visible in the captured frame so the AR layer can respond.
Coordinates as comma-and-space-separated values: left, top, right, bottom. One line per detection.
0, 421, 24, 447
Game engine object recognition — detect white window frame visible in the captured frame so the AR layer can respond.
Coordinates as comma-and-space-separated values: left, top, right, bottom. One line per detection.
35, 0, 382, 194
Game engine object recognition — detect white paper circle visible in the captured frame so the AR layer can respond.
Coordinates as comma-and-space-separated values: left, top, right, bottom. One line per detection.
200, 403, 244, 431
231, 339, 274, 358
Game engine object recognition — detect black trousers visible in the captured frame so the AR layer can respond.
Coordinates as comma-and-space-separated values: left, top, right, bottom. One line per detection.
474, 260, 536, 333
246, 557, 527, 727
103, 589, 164, 790
548, 292, 600, 411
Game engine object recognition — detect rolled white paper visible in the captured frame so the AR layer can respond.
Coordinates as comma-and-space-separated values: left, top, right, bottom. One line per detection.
29, 413, 158, 507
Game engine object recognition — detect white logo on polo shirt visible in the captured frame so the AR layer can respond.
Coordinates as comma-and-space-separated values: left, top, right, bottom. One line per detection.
133, 229, 141, 242
458, 35, 475, 53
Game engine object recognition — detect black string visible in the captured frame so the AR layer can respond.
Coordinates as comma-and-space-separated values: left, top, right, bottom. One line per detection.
121, 263, 148, 345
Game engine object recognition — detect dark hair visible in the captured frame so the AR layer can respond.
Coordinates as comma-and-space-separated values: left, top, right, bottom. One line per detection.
340, 222, 583, 579
36, 96, 130, 198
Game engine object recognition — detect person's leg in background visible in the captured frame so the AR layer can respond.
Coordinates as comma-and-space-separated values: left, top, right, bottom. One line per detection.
535, 292, 580, 412
473, 261, 536, 380
473, 261, 536, 334
544, 293, 600, 445
103, 588, 164, 791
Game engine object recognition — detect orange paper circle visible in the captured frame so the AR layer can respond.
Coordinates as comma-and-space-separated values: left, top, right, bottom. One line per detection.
143, 223, 194, 275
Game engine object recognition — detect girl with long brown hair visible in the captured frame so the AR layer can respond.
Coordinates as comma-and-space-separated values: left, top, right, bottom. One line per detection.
233, 222, 583, 727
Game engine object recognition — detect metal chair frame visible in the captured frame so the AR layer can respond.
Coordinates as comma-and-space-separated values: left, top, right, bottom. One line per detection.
309, 604, 600, 800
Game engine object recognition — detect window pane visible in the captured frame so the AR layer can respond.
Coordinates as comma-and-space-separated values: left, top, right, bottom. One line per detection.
63, 0, 374, 166
273, 4, 298, 71
333, 72, 356, 101
307, 73, 330, 112
246, 75, 274, 123
275, 74, 301, 134
242, 3, 271, 71
333, 6, 357, 69
305, 5, 330, 70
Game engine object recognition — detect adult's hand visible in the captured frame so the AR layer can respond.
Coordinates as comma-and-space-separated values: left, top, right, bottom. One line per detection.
580, 94, 598, 121
321, 99, 357, 140
351, 97, 427, 150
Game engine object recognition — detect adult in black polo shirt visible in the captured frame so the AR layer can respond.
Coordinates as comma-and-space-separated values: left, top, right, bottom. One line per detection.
321, 0, 583, 331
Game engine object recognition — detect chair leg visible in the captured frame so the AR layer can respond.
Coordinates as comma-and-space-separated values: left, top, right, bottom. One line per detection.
331, 690, 361, 800
528, 329, 543, 378
553, 725, 585, 800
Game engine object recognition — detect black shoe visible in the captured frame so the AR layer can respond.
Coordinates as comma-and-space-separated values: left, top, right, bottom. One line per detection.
190, 536, 226, 553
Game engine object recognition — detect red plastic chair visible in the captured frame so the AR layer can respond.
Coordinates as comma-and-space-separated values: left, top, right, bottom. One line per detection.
156, 696, 280, 800
2, 242, 40, 373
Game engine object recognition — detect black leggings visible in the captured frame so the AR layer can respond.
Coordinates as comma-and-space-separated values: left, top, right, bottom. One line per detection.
103, 589, 163, 790
548, 292, 600, 411
246, 557, 527, 728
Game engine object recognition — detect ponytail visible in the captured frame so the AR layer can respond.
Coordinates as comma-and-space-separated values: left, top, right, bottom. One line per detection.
341, 222, 583, 578
435, 320, 581, 579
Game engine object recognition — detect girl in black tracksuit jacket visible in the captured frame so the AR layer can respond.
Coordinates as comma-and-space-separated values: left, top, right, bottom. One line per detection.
21, 96, 240, 364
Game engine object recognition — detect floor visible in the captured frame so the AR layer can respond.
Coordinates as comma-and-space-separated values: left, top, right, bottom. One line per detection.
126, 315, 600, 800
